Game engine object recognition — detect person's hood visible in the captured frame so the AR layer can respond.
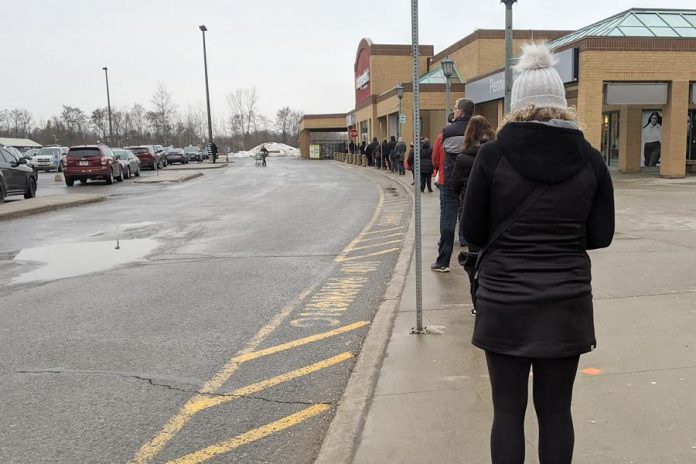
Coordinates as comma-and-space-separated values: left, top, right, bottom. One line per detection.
497, 121, 590, 183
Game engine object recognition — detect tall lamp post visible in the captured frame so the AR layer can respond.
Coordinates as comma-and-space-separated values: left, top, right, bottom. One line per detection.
502, 0, 517, 114
199, 25, 215, 163
101, 67, 113, 145
441, 58, 454, 126
396, 83, 404, 140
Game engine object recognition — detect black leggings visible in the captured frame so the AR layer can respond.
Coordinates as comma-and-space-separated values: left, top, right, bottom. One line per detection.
485, 351, 580, 464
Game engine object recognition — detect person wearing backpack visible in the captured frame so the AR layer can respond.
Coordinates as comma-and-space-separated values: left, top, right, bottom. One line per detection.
461, 44, 615, 464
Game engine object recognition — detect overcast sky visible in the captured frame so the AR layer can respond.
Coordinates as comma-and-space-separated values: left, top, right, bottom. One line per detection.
3, 0, 695, 122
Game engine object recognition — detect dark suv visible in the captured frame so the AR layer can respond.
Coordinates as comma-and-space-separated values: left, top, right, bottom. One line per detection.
127, 145, 161, 170
64, 145, 124, 186
0, 147, 38, 202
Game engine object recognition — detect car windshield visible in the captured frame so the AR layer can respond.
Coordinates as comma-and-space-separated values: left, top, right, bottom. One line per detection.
37, 148, 60, 157
68, 148, 101, 157
113, 152, 126, 159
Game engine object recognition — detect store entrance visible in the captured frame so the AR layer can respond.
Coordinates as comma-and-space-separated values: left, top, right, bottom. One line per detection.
601, 111, 620, 166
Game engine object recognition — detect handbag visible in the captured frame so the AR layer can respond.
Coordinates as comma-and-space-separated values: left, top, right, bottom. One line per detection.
459, 184, 548, 310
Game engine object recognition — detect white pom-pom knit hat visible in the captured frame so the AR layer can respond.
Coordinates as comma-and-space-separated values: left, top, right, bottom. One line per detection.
510, 43, 567, 112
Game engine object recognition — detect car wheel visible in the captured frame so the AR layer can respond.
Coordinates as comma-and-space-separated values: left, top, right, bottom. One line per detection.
135, 166, 141, 177
116, 167, 124, 182
58, 162, 63, 173
106, 170, 114, 185
79, 179, 86, 184
125, 167, 130, 179
24, 177, 37, 199
0, 184, 5, 203
65, 177, 75, 187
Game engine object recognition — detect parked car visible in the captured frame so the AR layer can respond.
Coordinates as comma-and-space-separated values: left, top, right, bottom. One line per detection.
126, 145, 160, 170
32, 146, 68, 172
154, 145, 168, 167
0, 146, 38, 202
184, 146, 202, 162
112, 148, 141, 179
4, 146, 39, 174
165, 148, 188, 164
63, 145, 124, 186
23, 148, 41, 159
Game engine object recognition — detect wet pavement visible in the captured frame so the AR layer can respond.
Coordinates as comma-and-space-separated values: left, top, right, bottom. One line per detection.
0, 158, 410, 463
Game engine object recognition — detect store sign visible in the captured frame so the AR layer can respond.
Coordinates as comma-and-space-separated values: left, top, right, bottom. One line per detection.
346, 114, 356, 127
605, 83, 668, 105
466, 48, 578, 104
356, 69, 370, 90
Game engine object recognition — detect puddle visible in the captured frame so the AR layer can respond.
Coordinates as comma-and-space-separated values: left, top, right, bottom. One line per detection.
12, 239, 160, 283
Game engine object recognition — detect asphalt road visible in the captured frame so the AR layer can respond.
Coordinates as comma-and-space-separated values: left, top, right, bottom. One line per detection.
0, 158, 411, 463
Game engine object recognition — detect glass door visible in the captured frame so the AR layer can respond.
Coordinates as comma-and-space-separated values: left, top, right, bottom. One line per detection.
688, 110, 696, 161
601, 112, 620, 166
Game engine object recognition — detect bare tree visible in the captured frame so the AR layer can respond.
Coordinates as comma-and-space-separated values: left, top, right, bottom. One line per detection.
9, 108, 34, 138
148, 82, 176, 142
91, 108, 109, 141
226, 87, 258, 149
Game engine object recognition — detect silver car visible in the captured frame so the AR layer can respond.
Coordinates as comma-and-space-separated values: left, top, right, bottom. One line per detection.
112, 149, 141, 179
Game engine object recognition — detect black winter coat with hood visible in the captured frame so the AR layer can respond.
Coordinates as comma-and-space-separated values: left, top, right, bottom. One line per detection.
462, 121, 615, 358
407, 141, 434, 175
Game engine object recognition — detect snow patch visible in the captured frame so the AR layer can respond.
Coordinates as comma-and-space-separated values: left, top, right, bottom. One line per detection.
228, 142, 300, 158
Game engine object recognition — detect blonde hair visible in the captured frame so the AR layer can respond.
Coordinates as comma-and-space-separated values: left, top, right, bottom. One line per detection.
499, 103, 583, 132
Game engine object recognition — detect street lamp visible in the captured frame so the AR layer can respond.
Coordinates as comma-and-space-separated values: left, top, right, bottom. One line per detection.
101, 67, 113, 145
502, 0, 517, 114
199, 24, 215, 163
441, 58, 454, 126
396, 83, 404, 140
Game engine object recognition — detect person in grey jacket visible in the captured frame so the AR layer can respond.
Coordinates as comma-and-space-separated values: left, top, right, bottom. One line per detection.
394, 137, 407, 175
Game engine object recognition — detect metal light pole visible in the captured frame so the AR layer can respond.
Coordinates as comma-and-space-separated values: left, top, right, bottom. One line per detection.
396, 83, 404, 141
441, 58, 454, 127
199, 25, 215, 163
502, 0, 517, 114
102, 67, 113, 145
410, 0, 425, 335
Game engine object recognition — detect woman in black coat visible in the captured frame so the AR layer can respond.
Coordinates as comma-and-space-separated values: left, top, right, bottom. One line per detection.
407, 138, 434, 192
461, 44, 614, 464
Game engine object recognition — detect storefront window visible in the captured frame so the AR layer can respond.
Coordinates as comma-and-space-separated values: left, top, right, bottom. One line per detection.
601, 112, 620, 166
688, 110, 696, 161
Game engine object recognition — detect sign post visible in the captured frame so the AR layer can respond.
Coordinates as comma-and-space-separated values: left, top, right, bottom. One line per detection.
410, 0, 426, 335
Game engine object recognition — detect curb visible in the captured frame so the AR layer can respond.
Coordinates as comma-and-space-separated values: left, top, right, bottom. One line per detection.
133, 172, 204, 184
0, 194, 106, 221
314, 165, 416, 464
163, 163, 229, 171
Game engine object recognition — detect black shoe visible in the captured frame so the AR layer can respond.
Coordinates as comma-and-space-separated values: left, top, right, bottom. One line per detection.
430, 263, 450, 273
428, 189, 433, 193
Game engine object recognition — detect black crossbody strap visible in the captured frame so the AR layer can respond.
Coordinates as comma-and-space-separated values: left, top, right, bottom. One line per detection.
483, 184, 548, 250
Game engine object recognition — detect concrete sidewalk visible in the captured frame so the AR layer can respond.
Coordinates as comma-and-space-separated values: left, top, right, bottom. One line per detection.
133, 171, 204, 183
0, 194, 105, 221
321, 166, 696, 463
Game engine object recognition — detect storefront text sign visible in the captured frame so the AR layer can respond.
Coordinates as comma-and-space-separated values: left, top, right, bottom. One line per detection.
356, 69, 370, 90
466, 48, 577, 104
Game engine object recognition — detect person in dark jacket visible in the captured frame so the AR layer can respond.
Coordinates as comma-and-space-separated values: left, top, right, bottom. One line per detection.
408, 138, 434, 192
431, 97, 474, 272
365, 139, 374, 166
407, 142, 414, 183
381, 139, 389, 169
461, 44, 615, 464
394, 137, 407, 175
387, 136, 397, 172
372, 138, 382, 168
450, 115, 496, 246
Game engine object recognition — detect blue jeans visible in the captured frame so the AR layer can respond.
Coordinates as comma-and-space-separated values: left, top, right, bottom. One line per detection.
436, 187, 460, 267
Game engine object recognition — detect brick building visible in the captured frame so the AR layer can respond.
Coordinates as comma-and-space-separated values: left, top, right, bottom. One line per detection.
299, 8, 696, 177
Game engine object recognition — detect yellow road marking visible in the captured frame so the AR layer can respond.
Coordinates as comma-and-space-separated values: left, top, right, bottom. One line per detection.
134, 167, 387, 463
131, 322, 367, 463
355, 232, 404, 243
351, 239, 403, 251
363, 226, 405, 235
334, 184, 385, 262
185, 352, 354, 413
337, 248, 400, 262
168, 404, 331, 464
